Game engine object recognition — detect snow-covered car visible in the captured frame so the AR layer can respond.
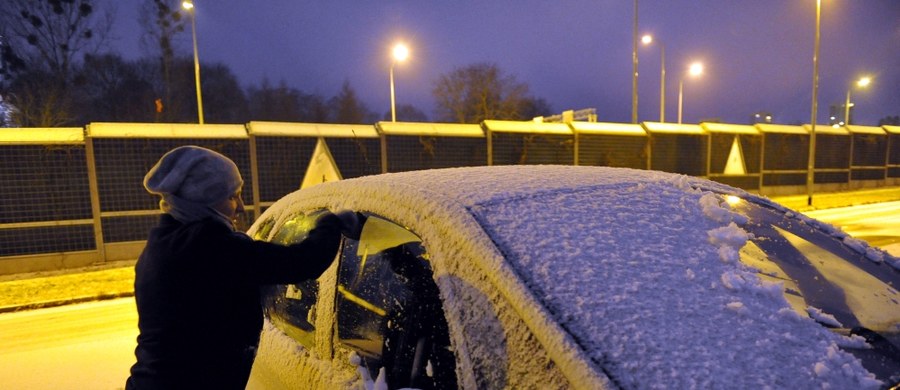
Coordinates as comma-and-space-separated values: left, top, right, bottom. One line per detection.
246, 165, 900, 389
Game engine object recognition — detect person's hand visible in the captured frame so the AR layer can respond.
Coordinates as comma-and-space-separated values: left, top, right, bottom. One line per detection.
314, 210, 366, 240
334, 210, 365, 240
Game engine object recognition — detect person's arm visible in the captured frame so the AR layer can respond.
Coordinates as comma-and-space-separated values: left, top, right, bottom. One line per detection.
215, 211, 361, 285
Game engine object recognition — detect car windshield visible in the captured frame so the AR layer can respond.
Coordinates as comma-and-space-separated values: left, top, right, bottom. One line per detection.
466, 180, 898, 388
728, 196, 900, 380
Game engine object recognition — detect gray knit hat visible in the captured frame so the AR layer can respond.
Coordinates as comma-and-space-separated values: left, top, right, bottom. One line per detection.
144, 146, 243, 205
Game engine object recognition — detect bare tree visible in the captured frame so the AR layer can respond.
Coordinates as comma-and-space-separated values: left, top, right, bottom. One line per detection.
75, 53, 156, 123
0, 0, 113, 126
5, 69, 74, 126
0, 0, 113, 81
878, 115, 900, 126
138, 0, 187, 122
200, 62, 248, 123
382, 104, 428, 122
432, 62, 535, 124
248, 79, 305, 122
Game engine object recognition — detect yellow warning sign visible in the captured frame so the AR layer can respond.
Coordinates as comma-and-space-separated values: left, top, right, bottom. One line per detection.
723, 136, 747, 175
300, 138, 343, 189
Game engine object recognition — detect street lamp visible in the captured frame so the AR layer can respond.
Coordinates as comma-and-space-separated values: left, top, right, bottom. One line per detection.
843, 76, 871, 126
631, 0, 639, 124
183, 1, 203, 124
389, 42, 409, 122
641, 34, 666, 122
806, 0, 821, 206
677, 62, 703, 124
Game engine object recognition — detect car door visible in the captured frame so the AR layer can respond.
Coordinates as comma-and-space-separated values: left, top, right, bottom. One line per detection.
331, 214, 458, 390
251, 209, 342, 388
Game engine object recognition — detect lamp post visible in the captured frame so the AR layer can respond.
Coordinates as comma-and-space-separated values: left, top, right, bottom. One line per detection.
806, 0, 821, 206
631, 0, 639, 124
389, 43, 409, 122
641, 34, 666, 122
183, 1, 203, 124
843, 76, 871, 126
677, 62, 703, 124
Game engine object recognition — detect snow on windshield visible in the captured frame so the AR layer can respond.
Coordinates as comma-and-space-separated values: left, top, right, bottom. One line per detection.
465, 170, 880, 389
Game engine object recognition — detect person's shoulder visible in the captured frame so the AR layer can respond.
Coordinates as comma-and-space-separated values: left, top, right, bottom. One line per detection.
177, 217, 231, 239
192, 219, 259, 244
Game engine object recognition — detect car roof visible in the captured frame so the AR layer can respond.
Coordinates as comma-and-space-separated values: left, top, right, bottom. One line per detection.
261, 165, 883, 388
323, 164, 740, 206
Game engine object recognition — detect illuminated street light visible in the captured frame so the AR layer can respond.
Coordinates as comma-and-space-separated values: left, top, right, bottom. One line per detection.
389, 43, 409, 122
183, 1, 203, 124
631, 0, 638, 124
806, 0, 821, 206
677, 62, 703, 124
641, 34, 666, 122
843, 76, 872, 126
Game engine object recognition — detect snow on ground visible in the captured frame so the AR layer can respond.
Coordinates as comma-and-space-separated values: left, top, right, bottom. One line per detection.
883, 243, 900, 257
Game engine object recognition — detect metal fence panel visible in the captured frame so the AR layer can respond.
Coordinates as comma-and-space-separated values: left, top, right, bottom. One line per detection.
763, 133, 808, 171
0, 145, 94, 257
850, 169, 885, 181
649, 134, 707, 176
762, 173, 808, 186
712, 176, 761, 190
254, 137, 317, 203
889, 133, 900, 179
490, 133, 574, 165
890, 134, 900, 165
814, 171, 850, 184
385, 135, 486, 172
0, 225, 95, 257
815, 134, 850, 170
101, 215, 160, 243
577, 134, 647, 169
326, 137, 382, 178
0, 145, 92, 223
852, 134, 888, 166
851, 133, 888, 181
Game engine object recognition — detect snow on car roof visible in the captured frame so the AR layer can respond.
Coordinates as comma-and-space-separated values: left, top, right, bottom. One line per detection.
262, 165, 882, 389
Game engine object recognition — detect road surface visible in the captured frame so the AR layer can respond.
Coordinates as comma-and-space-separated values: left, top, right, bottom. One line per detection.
0, 298, 136, 390
805, 200, 900, 253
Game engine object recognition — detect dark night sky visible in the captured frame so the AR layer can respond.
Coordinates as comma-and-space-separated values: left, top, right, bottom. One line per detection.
110, 1, 899, 125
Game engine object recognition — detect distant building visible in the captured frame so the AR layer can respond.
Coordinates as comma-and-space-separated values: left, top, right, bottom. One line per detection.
536, 108, 597, 123
829, 103, 851, 126
751, 112, 773, 124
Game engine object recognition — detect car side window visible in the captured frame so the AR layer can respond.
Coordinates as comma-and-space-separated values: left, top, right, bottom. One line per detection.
251, 217, 275, 240
261, 210, 329, 349
336, 215, 457, 390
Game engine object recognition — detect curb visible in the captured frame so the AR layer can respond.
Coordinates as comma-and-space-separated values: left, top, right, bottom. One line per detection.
0, 291, 134, 314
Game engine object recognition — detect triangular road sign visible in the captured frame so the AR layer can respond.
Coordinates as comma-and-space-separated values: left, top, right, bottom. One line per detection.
300, 138, 343, 189
723, 136, 747, 175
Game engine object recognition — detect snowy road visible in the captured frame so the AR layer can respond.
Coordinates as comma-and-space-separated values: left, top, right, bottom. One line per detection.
0, 297, 136, 390
805, 200, 900, 254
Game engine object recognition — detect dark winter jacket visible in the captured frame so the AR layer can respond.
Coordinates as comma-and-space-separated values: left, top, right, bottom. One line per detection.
126, 214, 341, 390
